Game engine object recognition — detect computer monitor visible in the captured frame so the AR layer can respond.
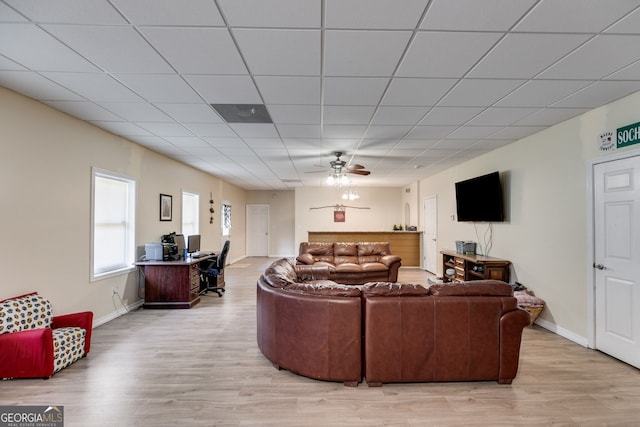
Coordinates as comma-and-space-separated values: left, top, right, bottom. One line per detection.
187, 234, 201, 253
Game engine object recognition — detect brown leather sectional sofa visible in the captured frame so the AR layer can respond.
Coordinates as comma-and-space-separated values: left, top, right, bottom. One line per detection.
296, 242, 402, 285
256, 258, 530, 387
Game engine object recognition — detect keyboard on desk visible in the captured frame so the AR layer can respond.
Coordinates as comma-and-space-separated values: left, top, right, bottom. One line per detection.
191, 251, 214, 259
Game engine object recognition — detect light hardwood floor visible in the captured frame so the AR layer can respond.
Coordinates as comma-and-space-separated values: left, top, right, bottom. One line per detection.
3, 257, 640, 426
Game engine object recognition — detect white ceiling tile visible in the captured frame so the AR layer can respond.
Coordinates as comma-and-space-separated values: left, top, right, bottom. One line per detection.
323, 77, 388, 105
0, 2, 27, 21
606, 7, 640, 33
489, 126, 547, 140
419, 107, 484, 125
550, 81, 640, 108
467, 107, 540, 126
322, 125, 367, 139
154, 104, 224, 123
495, 80, 593, 107
164, 137, 210, 148
42, 72, 144, 102
324, 30, 411, 76
447, 125, 504, 139
233, 29, 320, 75
5, 0, 126, 24
115, 74, 201, 103
607, 60, 640, 80
422, 0, 536, 31
0, 24, 99, 72
140, 27, 247, 74
282, 139, 324, 149
43, 25, 173, 73
326, 0, 428, 29
372, 106, 429, 125
94, 122, 153, 137
229, 124, 279, 138
394, 139, 439, 149
218, 0, 319, 28
539, 35, 640, 80
184, 124, 236, 137
45, 101, 122, 121
427, 139, 476, 150
365, 125, 412, 139
514, 108, 589, 126
472, 139, 516, 150
110, 0, 225, 25
203, 137, 245, 148
100, 102, 171, 122
0, 56, 25, 70
514, 0, 639, 33
136, 122, 195, 137
277, 125, 323, 138
255, 76, 320, 104
242, 138, 285, 149
469, 33, 590, 79
398, 31, 502, 78
382, 78, 457, 106
438, 79, 525, 107
405, 125, 458, 139
0, 71, 84, 101
267, 105, 320, 124
323, 106, 375, 125
184, 75, 261, 104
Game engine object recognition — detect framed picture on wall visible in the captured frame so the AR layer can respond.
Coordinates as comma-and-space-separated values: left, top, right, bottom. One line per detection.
160, 194, 172, 221
334, 210, 345, 222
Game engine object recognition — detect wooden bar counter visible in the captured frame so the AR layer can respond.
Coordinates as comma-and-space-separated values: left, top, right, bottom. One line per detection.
307, 231, 422, 267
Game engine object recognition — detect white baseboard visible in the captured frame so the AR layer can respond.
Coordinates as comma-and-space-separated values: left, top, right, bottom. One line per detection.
534, 317, 589, 348
93, 300, 143, 328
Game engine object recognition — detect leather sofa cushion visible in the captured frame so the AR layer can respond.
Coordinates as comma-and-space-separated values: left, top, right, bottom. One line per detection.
262, 258, 298, 288
362, 282, 429, 297
428, 280, 512, 297
284, 282, 361, 297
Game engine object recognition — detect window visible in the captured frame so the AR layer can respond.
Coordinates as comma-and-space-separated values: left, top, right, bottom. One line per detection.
222, 202, 231, 236
182, 191, 199, 237
91, 169, 136, 281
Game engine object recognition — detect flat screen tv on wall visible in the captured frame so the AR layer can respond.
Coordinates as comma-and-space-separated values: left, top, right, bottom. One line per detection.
455, 171, 504, 222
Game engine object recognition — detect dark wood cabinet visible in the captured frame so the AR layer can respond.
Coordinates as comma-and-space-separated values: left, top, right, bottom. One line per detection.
440, 250, 510, 283
135, 256, 213, 309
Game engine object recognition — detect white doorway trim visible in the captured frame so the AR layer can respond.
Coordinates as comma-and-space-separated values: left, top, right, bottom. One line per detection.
587, 146, 640, 349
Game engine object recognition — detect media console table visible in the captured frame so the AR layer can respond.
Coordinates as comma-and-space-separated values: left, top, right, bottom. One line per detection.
441, 250, 510, 283
135, 255, 216, 309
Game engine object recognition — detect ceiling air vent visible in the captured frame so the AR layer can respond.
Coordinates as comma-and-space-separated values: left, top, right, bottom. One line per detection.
211, 104, 272, 124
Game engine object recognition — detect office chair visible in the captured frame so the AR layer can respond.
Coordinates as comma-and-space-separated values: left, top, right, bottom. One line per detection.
200, 240, 230, 297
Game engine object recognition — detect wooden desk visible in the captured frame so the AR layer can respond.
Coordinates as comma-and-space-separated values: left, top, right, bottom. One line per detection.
307, 231, 422, 267
135, 255, 215, 309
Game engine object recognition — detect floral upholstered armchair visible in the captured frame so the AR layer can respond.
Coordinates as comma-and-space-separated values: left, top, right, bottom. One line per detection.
0, 292, 93, 379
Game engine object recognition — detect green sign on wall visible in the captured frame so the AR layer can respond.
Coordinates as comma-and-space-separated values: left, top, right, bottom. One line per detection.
617, 121, 640, 149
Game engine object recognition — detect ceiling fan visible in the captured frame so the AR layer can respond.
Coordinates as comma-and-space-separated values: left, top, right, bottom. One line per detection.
314, 151, 371, 176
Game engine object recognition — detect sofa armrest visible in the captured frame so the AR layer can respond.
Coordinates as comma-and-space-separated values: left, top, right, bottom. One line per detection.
296, 253, 315, 265
379, 255, 401, 267
498, 308, 531, 384
52, 311, 94, 355
0, 328, 55, 379
295, 264, 330, 281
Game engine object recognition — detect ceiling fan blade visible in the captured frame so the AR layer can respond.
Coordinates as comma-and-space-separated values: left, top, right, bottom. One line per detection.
348, 169, 370, 176
348, 164, 365, 170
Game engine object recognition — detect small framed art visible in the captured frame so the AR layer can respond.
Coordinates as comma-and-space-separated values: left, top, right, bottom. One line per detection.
160, 194, 172, 221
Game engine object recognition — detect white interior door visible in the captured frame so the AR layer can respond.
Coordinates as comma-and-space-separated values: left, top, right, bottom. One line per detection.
594, 156, 640, 368
247, 204, 269, 257
423, 196, 438, 273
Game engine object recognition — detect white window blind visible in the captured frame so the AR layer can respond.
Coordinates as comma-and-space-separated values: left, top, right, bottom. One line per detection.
222, 202, 231, 236
91, 169, 136, 280
182, 192, 199, 237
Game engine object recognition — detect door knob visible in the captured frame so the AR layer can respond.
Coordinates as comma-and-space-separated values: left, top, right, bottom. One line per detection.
593, 263, 606, 270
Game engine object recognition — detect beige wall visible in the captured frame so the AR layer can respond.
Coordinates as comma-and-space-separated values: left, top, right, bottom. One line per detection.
419, 90, 640, 342
246, 190, 295, 257
0, 87, 246, 324
294, 186, 404, 248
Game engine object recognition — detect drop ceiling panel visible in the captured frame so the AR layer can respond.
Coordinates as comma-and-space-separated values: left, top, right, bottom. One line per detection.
467, 107, 540, 126
5, 0, 126, 24
233, 29, 320, 76
514, 0, 639, 33
446, 125, 504, 139
324, 30, 412, 76
136, 122, 195, 137
550, 81, 640, 108
184, 75, 261, 104
539, 35, 640, 80
438, 79, 525, 107
495, 80, 593, 107
382, 78, 457, 106
606, 8, 640, 33
218, 0, 320, 28
0, 71, 83, 101
266, 105, 320, 124
94, 123, 152, 137
140, 27, 247, 75
323, 106, 375, 125
406, 125, 458, 139
114, 74, 201, 103
419, 107, 485, 125
45, 101, 122, 121
229, 123, 279, 138
421, 0, 536, 31
365, 125, 412, 139
325, 0, 428, 29
514, 108, 589, 126
183, 124, 236, 138
276, 125, 323, 139
110, 0, 225, 26
0, 24, 100, 72
468, 33, 591, 79
154, 103, 224, 124
101, 102, 171, 122
0, 2, 27, 21
372, 106, 429, 125
255, 76, 320, 105
398, 31, 502, 78
323, 77, 388, 105
42, 72, 144, 102
43, 25, 173, 73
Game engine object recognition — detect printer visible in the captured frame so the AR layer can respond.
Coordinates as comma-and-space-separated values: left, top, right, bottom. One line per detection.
144, 242, 179, 261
